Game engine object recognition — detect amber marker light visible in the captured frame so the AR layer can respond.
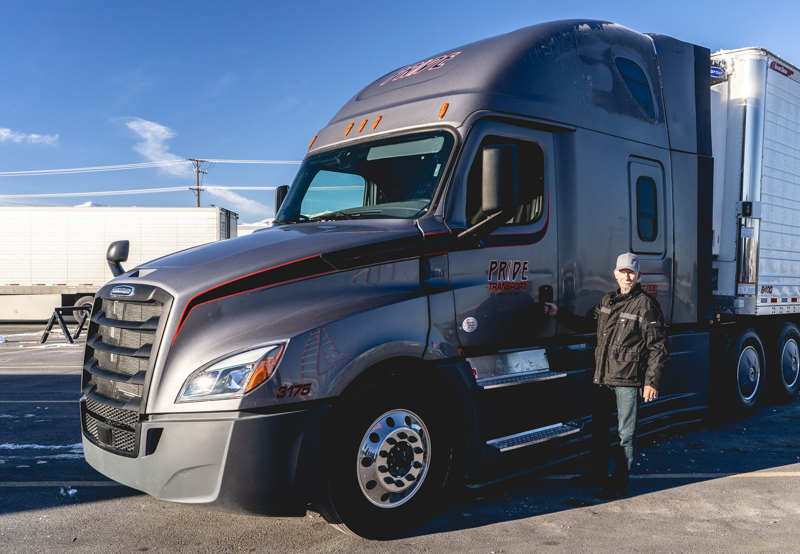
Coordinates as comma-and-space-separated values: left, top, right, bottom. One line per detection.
358, 119, 368, 133
245, 344, 286, 393
372, 116, 382, 130
308, 135, 317, 149
438, 102, 449, 119
344, 122, 354, 137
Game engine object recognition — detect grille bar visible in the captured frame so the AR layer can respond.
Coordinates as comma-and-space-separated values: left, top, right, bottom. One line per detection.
92, 312, 159, 331
87, 335, 152, 359
84, 359, 146, 386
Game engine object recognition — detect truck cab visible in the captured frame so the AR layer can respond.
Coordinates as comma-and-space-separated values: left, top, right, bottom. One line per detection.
80, 20, 714, 538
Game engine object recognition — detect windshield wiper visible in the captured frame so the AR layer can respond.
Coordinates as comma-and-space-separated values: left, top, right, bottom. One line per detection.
306, 211, 356, 222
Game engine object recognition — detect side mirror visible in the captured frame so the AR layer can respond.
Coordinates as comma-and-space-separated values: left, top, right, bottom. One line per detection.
459, 144, 518, 243
106, 240, 129, 277
275, 185, 289, 214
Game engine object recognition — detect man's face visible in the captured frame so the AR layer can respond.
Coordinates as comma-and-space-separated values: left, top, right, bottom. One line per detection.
614, 268, 641, 294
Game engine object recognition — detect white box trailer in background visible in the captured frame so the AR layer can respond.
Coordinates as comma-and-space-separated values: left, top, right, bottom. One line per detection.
0, 206, 238, 321
711, 48, 800, 315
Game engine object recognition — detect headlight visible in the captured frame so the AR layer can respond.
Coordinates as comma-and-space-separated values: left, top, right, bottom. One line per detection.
177, 343, 286, 402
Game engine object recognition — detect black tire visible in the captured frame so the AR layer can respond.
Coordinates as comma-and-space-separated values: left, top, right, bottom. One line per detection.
767, 322, 800, 403
73, 296, 94, 322
317, 376, 453, 539
723, 328, 766, 412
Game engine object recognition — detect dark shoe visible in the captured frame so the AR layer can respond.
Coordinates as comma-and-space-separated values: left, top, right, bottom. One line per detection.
569, 472, 607, 487
592, 485, 629, 500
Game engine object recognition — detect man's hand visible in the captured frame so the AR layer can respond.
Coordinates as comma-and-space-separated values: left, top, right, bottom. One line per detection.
643, 385, 658, 402
543, 302, 558, 317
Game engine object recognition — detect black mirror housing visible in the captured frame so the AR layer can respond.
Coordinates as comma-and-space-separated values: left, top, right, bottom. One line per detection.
275, 185, 289, 215
458, 144, 519, 244
482, 144, 518, 215
106, 240, 129, 277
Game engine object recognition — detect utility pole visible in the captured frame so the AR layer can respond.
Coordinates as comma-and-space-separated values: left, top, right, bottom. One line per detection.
188, 159, 208, 207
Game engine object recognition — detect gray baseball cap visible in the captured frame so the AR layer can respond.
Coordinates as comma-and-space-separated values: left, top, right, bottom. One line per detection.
615, 252, 640, 272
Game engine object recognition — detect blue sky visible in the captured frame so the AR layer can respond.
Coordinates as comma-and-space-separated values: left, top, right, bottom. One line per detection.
1, 0, 798, 222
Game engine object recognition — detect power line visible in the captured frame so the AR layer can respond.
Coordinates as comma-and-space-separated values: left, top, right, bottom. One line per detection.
0, 159, 301, 177
0, 186, 278, 199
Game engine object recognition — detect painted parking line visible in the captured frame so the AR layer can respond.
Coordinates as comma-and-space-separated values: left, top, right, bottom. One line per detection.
544, 472, 800, 479
0, 400, 78, 403
0, 482, 123, 487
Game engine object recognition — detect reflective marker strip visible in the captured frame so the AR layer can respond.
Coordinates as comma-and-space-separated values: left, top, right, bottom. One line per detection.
600, 307, 612, 314
620, 312, 642, 322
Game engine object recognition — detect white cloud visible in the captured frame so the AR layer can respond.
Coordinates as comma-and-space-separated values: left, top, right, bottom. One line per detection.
0, 126, 58, 146
206, 187, 271, 218
125, 117, 190, 177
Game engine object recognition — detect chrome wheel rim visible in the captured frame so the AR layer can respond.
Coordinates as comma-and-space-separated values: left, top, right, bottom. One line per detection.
356, 410, 430, 508
781, 339, 800, 390
737, 345, 761, 402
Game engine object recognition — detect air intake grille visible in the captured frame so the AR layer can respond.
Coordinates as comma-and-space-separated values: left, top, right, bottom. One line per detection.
81, 287, 171, 458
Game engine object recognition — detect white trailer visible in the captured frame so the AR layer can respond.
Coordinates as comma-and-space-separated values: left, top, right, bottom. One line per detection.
0, 206, 238, 321
711, 48, 800, 315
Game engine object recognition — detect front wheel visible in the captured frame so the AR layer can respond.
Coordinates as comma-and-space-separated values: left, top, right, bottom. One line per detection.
317, 377, 452, 539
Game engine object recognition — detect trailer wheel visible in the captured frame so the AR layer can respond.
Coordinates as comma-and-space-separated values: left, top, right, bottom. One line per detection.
724, 328, 765, 411
317, 377, 452, 539
768, 323, 800, 403
73, 296, 94, 322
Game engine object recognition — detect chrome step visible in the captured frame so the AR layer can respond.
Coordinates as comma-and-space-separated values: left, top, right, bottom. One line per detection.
486, 421, 583, 452
476, 369, 567, 389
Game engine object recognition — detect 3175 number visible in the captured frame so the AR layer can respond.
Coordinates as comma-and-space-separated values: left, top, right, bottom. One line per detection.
276, 383, 312, 399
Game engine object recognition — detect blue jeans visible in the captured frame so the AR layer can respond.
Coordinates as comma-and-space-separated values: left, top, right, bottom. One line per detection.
587, 385, 640, 487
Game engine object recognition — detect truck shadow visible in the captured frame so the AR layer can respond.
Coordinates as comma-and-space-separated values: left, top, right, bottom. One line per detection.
403, 398, 800, 538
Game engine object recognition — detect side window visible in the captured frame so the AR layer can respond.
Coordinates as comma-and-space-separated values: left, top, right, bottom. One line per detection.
636, 177, 658, 242
465, 136, 544, 227
615, 58, 655, 119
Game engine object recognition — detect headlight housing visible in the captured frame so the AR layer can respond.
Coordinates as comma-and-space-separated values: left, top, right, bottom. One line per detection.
177, 343, 286, 402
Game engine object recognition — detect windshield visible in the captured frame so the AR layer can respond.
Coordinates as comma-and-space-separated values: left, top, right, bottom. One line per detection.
275, 130, 454, 223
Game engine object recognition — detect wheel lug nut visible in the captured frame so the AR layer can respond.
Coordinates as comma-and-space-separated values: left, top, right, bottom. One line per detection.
413, 461, 422, 469
384, 477, 394, 484
413, 447, 423, 454
378, 465, 388, 473
379, 450, 388, 458
397, 432, 408, 439
394, 480, 405, 487
408, 436, 418, 443
405, 474, 415, 481
386, 438, 397, 445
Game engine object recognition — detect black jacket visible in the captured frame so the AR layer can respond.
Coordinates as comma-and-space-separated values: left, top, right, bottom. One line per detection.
555, 283, 669, 389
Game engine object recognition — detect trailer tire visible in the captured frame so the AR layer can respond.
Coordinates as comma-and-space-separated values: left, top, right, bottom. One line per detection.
724, 328, 765, 412
317, 376, 452, 539
73, 296, 94, 322
767, 322, 800, 403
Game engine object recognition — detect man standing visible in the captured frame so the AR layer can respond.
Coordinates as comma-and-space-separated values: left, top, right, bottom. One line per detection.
543, 252, 670, 500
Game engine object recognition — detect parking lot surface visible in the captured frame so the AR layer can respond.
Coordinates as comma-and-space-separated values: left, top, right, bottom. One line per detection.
2, 323, 800, 553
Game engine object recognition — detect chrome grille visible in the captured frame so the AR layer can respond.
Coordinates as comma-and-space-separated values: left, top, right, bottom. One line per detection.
82, 287, 171, 458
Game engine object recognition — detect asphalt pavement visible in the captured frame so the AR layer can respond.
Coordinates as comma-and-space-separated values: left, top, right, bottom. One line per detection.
2, 323, 800, 553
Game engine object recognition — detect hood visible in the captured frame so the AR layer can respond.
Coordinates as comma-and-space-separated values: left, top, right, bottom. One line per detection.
112, 219, 423, 302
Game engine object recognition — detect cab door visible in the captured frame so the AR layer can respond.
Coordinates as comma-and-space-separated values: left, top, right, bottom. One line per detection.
446, 121, 589, 440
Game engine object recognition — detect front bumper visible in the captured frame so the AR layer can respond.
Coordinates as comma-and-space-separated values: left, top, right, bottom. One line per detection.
82, 404, 330, 516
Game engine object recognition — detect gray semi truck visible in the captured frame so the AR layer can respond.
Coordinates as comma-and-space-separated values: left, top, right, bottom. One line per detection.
80, 20, 800, 538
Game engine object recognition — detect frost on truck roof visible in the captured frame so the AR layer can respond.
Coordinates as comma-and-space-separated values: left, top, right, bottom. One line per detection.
311, 19, 671, 154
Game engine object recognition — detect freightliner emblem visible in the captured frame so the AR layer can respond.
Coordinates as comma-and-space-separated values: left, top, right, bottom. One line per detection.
111, 286, 135, 297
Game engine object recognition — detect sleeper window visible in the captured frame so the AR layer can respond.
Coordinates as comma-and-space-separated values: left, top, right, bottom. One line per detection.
615, 58, 655, 119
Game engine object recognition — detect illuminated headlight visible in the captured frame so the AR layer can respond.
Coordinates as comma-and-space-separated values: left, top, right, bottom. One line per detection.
177, 343, 286, 402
